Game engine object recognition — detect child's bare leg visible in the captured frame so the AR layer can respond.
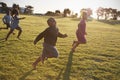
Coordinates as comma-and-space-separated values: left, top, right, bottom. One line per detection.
5, 29, 14, 41
41, 57, 45, 64
71, 41, 80, 52
32, 56, 41, 69
16, 27, 22, 39
0, 24, 9, 30
72, 40, 78, 47
72, 40, 75, 46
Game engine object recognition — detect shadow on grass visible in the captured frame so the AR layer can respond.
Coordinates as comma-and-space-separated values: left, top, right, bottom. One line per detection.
0, 45, 5, 48
0, 38, 5, 48
19, 69, 34, 80
56, 68, 64, 80
0, 38, 5, 42
63, 51, 73, 80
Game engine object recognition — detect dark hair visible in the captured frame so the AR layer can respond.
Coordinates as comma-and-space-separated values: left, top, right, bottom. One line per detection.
47, 17, 55, 23
11, 9, 19, 16
6, 10, 11, 15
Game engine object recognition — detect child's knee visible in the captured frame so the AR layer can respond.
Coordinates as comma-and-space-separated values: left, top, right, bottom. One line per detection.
20, 29, 22, 32
10, 30, 14, 33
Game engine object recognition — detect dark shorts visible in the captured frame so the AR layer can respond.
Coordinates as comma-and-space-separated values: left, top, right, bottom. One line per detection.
42, 43, 59, 58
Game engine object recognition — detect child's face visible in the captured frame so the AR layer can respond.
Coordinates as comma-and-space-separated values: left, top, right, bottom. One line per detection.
83, 13, 87, 20
47, 18, 56, 27
6, 11, 11, 15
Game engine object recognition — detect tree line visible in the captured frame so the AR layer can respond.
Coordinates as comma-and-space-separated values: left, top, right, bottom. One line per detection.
96, 7, 120, 20
0, 2, 120, 20
0, 2, 33, 14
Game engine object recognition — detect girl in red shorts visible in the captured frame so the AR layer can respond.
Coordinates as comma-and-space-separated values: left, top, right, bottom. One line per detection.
71, 12, 87, 52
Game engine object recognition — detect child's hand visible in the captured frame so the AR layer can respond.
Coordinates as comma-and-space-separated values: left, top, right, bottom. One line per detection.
22, 17, 26, 19
64, 34, 68, 38
33, 41, 37, 45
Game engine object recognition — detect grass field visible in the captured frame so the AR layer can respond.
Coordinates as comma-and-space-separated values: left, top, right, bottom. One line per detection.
0, 13, 120, 80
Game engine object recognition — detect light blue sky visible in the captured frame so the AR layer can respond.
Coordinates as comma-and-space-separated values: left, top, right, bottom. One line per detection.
0, 0, 120, 14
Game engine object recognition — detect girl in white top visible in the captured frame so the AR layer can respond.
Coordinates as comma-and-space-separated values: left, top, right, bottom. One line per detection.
0, 10, 12, 29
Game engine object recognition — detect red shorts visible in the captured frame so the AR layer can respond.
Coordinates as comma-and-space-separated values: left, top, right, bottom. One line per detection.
76, 32, 86, 43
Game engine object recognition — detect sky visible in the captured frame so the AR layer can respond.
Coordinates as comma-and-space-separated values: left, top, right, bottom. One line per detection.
0, 0, 120, 17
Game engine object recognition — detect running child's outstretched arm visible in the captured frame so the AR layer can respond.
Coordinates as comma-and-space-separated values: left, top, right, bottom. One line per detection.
58, 32, 68, 38
17, 17, 26, 20
34, 29, 48, 45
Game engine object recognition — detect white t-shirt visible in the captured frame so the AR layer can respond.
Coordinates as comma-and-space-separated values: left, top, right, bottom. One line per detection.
2, 15, 12, 24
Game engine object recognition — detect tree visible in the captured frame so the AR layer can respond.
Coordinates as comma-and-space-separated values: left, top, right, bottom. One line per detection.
55, 10, 61, 16
0, 2, 9, 13
0, 2, 7, 7
24, 5, 33, 14
96, 7, 104, 20
45, 11, 55, 16
117, 11, 120, 17
63, 8, 71, 17
105, 8, 114, 20
96, 7, 119, 20
111, 9, 117, 20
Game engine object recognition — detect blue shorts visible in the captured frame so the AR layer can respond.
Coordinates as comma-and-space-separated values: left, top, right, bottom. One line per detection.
42, 43, 59, 58
10, 24, 19, 29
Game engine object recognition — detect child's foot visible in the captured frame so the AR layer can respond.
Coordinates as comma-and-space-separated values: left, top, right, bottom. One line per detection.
17, 37, 21, 40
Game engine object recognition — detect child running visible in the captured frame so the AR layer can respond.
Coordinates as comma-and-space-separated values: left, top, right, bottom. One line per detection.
5, 9, 25, 41
0, 10, 12, 30
71, 11, 87, 52
32, 17, 67, 69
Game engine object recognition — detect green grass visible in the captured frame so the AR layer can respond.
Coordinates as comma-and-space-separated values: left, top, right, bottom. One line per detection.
0, 13, 120, 80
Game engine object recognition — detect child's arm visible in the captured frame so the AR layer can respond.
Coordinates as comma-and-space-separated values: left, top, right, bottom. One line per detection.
34, 32, 44, 45
58, 32, 68, 38
18, 17, 26, 20
34, 29, 48, 45
2, 16, 6, 24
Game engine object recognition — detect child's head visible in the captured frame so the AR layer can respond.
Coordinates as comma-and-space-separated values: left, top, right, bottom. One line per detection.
81, 12, 87, 20
11, 9, 19, 16
47, 17, 56, 27
6, 10, 11, 15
